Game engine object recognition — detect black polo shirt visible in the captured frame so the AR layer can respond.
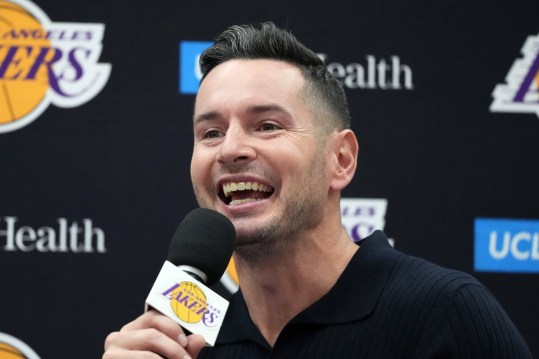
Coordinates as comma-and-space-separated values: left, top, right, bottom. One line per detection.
198, 231, 532, 358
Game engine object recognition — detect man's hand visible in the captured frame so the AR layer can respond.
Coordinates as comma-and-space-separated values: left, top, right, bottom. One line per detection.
103, 310, 206, 359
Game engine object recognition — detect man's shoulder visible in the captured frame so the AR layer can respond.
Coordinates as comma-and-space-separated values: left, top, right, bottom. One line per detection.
383, 250, 533, 358
386, 252, 489, 316
357, 232, 487, 310
391, 250, 482, 292
361, 231, 482, 289
359, 231, 483, 296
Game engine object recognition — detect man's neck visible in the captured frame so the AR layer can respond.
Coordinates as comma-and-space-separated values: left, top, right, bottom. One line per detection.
234, 228, 358, 347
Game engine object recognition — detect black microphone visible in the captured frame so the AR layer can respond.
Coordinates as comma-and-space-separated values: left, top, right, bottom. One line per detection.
168, 207, 236, 285
145, 208, 236, 346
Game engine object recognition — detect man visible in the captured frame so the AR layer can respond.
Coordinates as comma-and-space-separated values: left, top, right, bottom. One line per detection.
103, 23, 532, 358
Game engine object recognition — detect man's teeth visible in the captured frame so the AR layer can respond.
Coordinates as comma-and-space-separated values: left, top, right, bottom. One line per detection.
229, 198, 262, 205
222, 181, 273, 198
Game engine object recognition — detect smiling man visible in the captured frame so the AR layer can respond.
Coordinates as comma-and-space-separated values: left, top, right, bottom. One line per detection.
191, 58, 355, 264
103, 23, 531, 359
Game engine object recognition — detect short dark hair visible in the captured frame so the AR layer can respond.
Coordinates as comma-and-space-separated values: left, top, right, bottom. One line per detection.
199, 22, 351, 131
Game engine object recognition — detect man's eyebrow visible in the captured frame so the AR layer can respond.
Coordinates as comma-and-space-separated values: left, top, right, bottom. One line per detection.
193, 111, 220, 125
193, 104, 292, 125
246, 104, 291, 117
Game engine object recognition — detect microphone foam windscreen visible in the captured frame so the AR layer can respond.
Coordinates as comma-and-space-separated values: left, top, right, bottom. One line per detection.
167, 208, 236, 286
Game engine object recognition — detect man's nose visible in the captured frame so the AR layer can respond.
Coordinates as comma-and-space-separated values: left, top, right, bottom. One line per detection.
217, 125, 256, 165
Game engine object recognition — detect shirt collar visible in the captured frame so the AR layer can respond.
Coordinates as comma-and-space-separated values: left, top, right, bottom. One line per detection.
216, 230, 398, 345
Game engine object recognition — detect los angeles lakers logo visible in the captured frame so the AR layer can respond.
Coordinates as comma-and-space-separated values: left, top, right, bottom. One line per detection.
490, 33, 539, 119
163, 281, 211, 324
0, 0, 111, 133
0, 333, 40, 359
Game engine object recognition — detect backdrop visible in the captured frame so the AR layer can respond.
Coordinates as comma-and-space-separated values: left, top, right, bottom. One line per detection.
1, 0, 538, 358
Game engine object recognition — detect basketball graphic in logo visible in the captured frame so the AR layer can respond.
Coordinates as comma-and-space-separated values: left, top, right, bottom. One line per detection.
0, 0, 111, 133
169, 281, 208, 324
0, 342, 25, 359
0, 333, 40, 359
0, 0, 51, 126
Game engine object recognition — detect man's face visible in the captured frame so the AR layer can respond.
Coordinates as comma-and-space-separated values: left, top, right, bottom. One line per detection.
191, 59, 331, 258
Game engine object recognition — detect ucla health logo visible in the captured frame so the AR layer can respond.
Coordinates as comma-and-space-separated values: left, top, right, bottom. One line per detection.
179, 41, 413, 94
0, 332, 40, 358
0, 0, 111, 133
490, 33, 539, 118
475, 218, 539, 273
179, 41, 212, 94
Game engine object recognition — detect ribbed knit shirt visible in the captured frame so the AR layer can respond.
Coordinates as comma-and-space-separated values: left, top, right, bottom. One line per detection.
199, 231, 532, 358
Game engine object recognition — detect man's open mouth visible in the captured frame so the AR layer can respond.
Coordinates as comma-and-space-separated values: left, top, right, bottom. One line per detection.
220, 181, 274, 205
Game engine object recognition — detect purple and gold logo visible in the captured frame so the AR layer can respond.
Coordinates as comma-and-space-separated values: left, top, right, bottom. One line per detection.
162, 282, 222, 327
0, 0, 111, 133
490, 33, 539, 118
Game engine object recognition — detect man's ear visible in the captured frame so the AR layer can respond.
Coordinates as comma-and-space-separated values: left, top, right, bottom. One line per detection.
329, 129, 358, 191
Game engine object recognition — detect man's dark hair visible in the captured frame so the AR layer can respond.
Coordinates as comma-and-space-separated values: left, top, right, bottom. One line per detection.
199, 22, 351, 131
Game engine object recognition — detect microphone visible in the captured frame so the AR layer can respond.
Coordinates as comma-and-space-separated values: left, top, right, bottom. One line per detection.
145, 208, 236, 346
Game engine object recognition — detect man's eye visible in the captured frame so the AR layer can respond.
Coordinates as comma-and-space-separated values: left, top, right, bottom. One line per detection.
203, 130, 222, 138
259, 123, 280, 131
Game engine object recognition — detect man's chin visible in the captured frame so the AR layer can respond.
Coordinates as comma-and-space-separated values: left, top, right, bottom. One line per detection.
234, 222, 271, 244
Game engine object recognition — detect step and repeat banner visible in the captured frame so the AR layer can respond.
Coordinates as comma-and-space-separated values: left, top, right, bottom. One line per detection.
1, 0, 538, 357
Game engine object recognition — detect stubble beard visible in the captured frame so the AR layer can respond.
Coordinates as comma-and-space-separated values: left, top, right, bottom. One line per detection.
233, 151, 328, 264
192, 146, 328, 264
